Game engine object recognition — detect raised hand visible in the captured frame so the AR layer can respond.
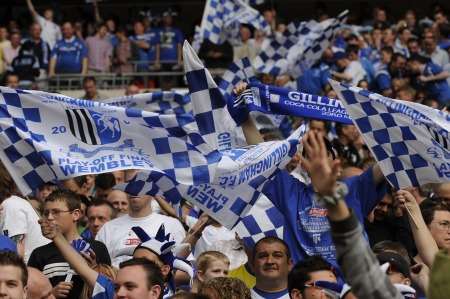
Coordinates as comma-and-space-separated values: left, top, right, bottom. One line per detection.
300, 131, 341, 196
232, 81, 249, 96
52, 281, 73, 298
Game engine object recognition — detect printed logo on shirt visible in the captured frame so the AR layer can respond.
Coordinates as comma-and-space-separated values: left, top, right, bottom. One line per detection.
308, 207, 327, 217
124, 237, 141, 246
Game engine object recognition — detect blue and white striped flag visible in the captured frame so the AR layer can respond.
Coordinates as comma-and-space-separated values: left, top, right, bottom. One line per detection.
331, 80, 450, 189
195, 0, 270, 48
0, 88, 222, 195
254, 10, 348, 76
102, 91, 192, 115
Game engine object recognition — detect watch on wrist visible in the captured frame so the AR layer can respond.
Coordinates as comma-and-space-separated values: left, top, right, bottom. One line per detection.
317, 182, 349, 206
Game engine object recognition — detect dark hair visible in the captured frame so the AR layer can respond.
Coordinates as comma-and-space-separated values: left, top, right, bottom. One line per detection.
408, 53, 429, 64
0, 251, 28, 286
380, 46, 394, 55
407, 37, 419, 45
88, 198, 116, 218
372, 240, 411, 265
253, 236, 291, 260
420, 198, 450, 226
288, 255, 333, 293
0, 162, 19, 201
119, 258, 164, 291
439, 23, 450, 38
45, 189, 81, 211
345, 44, 360, 55
64, 176, 87, 189
82, 76, 96, 85
392, 52, 406, 62
95, 173, 116, 190
3, 72, 19, 84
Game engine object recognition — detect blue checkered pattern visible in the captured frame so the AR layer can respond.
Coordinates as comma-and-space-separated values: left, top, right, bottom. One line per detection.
0, 87, 225, 194
218, 57, 256, 102
331, 80, 450, 189
103, 91, 192, 115
254, 10, 348, 76
195, 0, 270, 49
183, 41, 247, 151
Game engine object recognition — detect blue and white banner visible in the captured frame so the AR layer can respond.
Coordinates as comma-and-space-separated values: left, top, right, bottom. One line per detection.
119, 125, 305, 228
0, 88, 224, 195
195, 0, 270, 48
254, 10, 348, 76
236, 81, 352, 124
101, 91, 192, 115
331, 80, 450, 189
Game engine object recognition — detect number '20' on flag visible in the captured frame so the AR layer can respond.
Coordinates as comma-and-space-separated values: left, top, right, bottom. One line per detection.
330, 80, 450, 189
0, 88, 222, 195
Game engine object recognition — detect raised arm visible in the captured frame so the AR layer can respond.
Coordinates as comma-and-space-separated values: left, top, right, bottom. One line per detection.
92, 0, 103, 23
26, 0, 39, 19
232, 82, 264, 145
39, 219, 99, 288
395, 190, 439, 267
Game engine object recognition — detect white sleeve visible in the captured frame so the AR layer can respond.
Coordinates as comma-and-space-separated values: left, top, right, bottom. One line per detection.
2, 201, 27, 237
36, 14, 45, 27
95, 225, 110, 255
169, 218, 186, 244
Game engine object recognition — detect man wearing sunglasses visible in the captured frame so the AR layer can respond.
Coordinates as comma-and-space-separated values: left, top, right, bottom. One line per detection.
28, 189, 110, 299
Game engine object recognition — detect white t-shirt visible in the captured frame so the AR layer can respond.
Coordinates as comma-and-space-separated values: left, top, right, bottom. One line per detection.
344, 60, 367, 86
0, 196, 51, 262
36, 15, 61, 49
96, 213, 186, 267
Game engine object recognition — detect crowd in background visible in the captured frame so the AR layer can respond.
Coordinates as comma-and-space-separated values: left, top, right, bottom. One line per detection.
1, 1, 450, 299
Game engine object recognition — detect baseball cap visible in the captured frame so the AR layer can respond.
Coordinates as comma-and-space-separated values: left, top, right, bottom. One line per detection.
377, 252, 410, 278
333, 51, 347, 62
0, 235, 17, 253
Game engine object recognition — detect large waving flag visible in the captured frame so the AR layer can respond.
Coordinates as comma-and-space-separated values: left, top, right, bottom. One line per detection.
0, 88, 221, 195
254, 10, 348, 76
102, 91, 192, 115
218, 57, 256, 102
195, 0, 270, 49
331, 80, 450, 189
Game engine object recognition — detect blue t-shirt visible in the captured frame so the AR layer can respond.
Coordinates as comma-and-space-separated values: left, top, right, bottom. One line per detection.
159, 27, 183, 62
92, 274, 114, 299
51, 37, 87, 73
373, 62, 392, 92
297, 63, 330, 95
423, 62, 450, 104
262, 168, 385, 268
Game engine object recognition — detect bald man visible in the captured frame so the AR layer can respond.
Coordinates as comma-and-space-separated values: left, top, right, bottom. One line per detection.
107, 190, 129, 216
27, 267, 55, 299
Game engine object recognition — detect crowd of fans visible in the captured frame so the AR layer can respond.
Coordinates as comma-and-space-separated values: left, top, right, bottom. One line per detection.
1, 1, 450, 299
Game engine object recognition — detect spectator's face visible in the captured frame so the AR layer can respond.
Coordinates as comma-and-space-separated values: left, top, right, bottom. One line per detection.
125, 84, 140, 96
83, 80, 97, 98
133, 22, 145, 35
335, 58, 348, 69
98, 25, 108, 38
10, 34, 21, 48
375, 9, 387, 22
112, 170, 125, 184
400, 29, 411, 43
62, 23, 74, 39
96, 187, 112, 201
0, 265, 27, 299
6, 75, 19, 89
434, 12, 448, 25
405, 11, 416, 27
263, 10, 276, 24
0, 27, 8, 40
133, 249, 170, 279
162, 15, 173, 27
309, 120, 327, 135
43, 200, 79, 234
428, 210, 450, 249
397, 90, 413, 101
407, 41, 420, 55
385, 266, 410, 285
434, 183, 450, 201
407, 60, 421, 74
30, 24, 42, 40
393, 56, 406, 70
197, 260, 229, 283
341, 124, 359, 142
106, 19, 115, 32
36, 184, 57, 202
253, 241, 292, 284
128, 195, 151, 214
382, 29, 394, 45
423, 32, 436, 52
239, 27, 251, 42
294, 270, 337, 299
115, 265, 161, 299
62, 178, 83, 194
43, 9, 53, 21
85, 174, 95, 192
107, 190, 129, 214
87, 205, 112, 236
373, 194, 393, 221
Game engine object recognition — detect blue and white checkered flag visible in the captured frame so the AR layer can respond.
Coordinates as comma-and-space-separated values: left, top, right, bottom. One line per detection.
218, 57, 256, 102
184, 40, 247, 152
0, 88, 221, 195
196, 0, 270, 48
330, 80, 450, 189
102, 91, 192, 115
254, 10, 348, 76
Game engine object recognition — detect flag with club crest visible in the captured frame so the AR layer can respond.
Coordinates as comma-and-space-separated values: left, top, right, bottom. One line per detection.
194, 0, 270, 49
0, 88, 223, 195
254, 10, 348, 76
330, 80, 450, 189
101, 91, 192, 115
